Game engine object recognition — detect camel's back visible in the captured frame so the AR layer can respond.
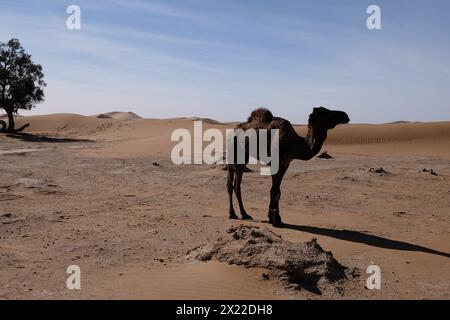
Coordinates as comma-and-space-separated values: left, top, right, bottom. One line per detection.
231, 109, 299, 165
236, 108, 297, 135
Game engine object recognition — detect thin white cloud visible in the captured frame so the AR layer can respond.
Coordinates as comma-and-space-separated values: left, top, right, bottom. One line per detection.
106, 0, 198, 19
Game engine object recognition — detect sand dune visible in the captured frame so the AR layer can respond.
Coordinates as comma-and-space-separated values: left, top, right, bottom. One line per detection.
324, 122, 450, 145
8, 113, 450, 157
12, 113, 120, 135
190, 117, 223, 125
94, 111, 142, 121
13, 113, 450, 143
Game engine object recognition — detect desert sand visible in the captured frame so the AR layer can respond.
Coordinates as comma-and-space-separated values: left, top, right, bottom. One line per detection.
0, 112, 449, 299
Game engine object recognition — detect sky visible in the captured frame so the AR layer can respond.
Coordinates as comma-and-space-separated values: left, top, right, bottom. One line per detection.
1, 0, 450, 123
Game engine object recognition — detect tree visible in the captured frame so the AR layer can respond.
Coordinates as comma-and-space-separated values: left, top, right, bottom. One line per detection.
0, 38, 46, 133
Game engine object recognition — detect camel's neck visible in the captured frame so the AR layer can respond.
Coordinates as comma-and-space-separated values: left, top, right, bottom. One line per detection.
294, 125, 327, 160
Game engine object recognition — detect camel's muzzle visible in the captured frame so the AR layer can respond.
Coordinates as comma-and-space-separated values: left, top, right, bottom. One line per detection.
332, 110, 350, 124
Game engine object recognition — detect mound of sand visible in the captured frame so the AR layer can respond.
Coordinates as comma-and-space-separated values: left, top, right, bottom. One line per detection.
190, 117, 223, 125
11, 113, 119, 135
188, 225, 355, 294
95, 111, 142, 121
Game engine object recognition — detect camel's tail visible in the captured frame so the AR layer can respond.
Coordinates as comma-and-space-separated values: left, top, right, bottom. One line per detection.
247, 108, 273, 123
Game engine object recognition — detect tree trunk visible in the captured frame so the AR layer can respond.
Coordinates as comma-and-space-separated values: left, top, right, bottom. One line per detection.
0, 108, 30, 133
6, 109, 15, 132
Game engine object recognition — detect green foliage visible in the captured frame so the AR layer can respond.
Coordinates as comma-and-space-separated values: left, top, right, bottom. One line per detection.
0, 38, 46, 131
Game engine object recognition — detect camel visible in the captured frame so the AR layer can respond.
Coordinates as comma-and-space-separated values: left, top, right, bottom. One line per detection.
227, 107, 350, 227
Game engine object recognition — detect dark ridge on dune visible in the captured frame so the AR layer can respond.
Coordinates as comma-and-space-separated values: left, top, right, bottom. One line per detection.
191, 117, 223, 124
95, 111, 142, 121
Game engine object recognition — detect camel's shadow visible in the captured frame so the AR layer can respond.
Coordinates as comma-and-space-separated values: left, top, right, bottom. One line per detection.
255, 220, 450, 259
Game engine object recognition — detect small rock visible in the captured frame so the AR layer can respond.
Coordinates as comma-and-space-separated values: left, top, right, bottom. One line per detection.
369, 167, 390, 175
393, 211, 407, 217
260, 273, 270, 280
421, 168, 438, 176
317, 151, 334, 159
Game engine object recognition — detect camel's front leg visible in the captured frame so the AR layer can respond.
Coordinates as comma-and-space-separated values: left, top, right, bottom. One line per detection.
268, 165, 288, 227
234, 169, 253, 220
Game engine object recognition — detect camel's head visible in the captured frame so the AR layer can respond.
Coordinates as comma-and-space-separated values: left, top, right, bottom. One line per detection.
308, 107, 350, 131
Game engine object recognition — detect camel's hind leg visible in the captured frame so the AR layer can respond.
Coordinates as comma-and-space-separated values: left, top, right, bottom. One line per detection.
227, 165, 239, 219
234, 168, 253, 220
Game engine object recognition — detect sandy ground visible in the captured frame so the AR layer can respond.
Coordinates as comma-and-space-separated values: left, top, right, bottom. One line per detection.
0, 113, 449, 299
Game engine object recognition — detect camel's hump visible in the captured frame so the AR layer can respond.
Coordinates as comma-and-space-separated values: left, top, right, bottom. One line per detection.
247, 108, 273, 123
